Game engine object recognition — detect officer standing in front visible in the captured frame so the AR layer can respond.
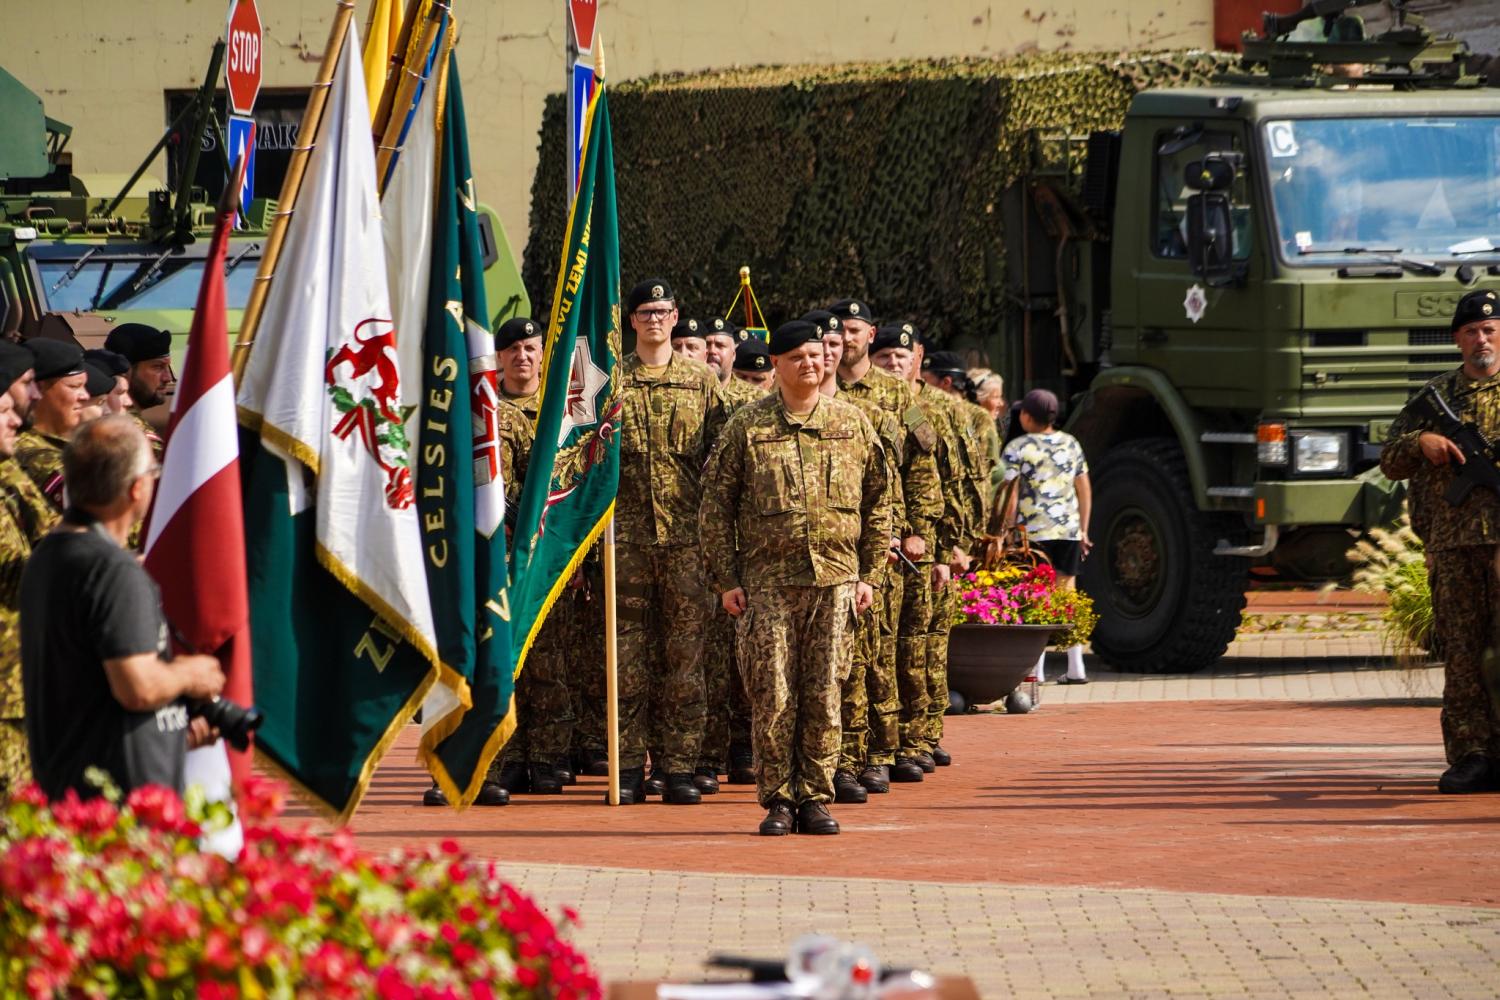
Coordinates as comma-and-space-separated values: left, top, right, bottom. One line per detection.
700, 319, 889, 835
1380, 289, 1500, 794
615, 279, 725, 805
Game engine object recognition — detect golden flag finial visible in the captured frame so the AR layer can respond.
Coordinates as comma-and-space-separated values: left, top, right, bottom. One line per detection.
595, 33, 607, 84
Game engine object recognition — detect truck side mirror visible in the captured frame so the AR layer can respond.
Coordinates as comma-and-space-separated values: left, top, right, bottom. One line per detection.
1185, 192, 1235, 283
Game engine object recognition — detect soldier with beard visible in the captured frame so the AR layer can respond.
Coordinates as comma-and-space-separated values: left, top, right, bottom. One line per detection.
103, 324, 175, 462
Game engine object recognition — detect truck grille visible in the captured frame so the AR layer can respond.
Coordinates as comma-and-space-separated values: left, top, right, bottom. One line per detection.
1300, 329, 1457, 417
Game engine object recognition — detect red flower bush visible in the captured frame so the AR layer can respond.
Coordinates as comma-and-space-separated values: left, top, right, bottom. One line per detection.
0, 776, 599, 999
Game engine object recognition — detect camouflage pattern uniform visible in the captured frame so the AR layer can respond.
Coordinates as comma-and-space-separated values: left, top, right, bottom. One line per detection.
954, 399, 1002, 545
1381, 368, 1500, 765
910, 382, 971, 753
702, 376, 769, 771
838, 366, 941, 766
0, 458, 49, 795
616, 354, 725, 774
13, 430, 67, 511
128, 409, 165, 464
700, 393, 890, 807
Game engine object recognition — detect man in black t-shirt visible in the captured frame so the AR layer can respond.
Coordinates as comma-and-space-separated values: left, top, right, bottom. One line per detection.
21, 415, 223, 800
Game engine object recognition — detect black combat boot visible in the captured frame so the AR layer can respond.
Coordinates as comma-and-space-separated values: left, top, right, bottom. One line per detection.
833, 769, 868, 804
912, 750, 937, 773
529, 760, 564, 795
890, 757, 925, 782
931, 745, 952, 767
726, 743, 756, 785
496, 760, 531, 794
644, 764, 667, 797
579, 748, 610, 777
693, 766, 720, 794
796, 801, 840, 835
663, 772, 703, 805
475, 781, 510, 806
1438, 754, 1499, 794
858, 764, 890, 794
555, 758, 576, 785
422, 783, 449, 807
609, 766, 647, 804
759, 800, 795, 836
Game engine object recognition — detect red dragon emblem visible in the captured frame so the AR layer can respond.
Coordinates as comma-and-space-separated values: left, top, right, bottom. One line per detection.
326, 317, 415, 510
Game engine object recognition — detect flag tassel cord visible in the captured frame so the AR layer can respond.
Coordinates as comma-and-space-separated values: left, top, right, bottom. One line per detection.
231, 0, 357, 386
368, 0, 425, 137
374, 2, 450, 195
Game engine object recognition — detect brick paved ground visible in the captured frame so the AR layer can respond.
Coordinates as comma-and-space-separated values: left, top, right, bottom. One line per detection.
283, 647, 1500, 996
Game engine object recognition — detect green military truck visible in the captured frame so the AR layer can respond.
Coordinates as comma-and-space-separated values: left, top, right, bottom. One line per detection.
525, 0, 1497, 672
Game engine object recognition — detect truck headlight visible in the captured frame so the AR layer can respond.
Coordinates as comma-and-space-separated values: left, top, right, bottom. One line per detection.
1290, 430, 1349, 475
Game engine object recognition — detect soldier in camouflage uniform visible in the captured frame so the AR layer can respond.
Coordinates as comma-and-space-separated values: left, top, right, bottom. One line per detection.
0, 342, 42, 795
15, 340, 91, 510
1381, 289, 1500, 794
832, 300, 944, 791
700, 319, 890, 835
103, 324, 175, 463
614, 279, 725, 805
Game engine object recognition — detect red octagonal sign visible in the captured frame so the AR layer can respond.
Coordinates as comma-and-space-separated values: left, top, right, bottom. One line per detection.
226, 0, 263, 116
569, 0, 597, 54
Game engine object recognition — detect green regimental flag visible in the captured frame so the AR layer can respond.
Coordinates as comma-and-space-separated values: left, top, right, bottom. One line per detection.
509, 84, 621, 672
416, 49, 518, 807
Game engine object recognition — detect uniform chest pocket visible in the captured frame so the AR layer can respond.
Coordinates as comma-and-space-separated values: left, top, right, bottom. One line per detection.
667, 400, 702, 455
822, 430, 862, 510
749, 434, 803, 515
620, 392, 649, 454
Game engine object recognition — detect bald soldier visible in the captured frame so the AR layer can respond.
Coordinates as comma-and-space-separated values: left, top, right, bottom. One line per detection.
103, 323, 175, 462
0, 342, 48, 794
700, 319, 889, 835
15, 340, 91, 510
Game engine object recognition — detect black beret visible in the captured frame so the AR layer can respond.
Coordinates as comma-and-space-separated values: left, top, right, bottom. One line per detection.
83, 361, 115, 399
705, 316, 740, 338
871, 323, 917, 354
922, 350, 966, 377
801, 310, 842, 337
828, 298, 873, 323
29, 338, 86, 381
670, 318, 704, 341
768, 320, 823, 355
496, 317, 542, 350
83, 348, 130, 378
626, 278, 674, 313
0, 341, 33, 391
733, 338, 771, 372
1452, 289, 1500, 333
103, 322, 172, 363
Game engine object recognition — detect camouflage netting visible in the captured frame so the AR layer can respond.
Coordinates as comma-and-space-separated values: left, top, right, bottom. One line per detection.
524, 50, 1234, 351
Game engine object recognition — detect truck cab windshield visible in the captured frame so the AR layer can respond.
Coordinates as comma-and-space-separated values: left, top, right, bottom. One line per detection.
29, 242, 260, 313
1265, 116, 1500, 263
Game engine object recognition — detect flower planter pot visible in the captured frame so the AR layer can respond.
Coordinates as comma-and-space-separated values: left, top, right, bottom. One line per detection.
947, 623, 1059, 705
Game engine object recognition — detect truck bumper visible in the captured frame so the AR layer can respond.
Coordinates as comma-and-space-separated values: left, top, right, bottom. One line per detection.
1252, 468, 1404, 527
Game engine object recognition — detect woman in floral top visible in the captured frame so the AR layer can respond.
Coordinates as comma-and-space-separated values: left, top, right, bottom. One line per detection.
1001, 389, 1092, 683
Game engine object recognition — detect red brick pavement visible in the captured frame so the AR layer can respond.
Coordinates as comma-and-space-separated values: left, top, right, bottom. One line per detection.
290, 701, 1500, 909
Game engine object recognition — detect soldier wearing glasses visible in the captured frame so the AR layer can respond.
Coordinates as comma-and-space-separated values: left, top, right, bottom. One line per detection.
613, 279, 726, 805
1381, 289, 1500, 795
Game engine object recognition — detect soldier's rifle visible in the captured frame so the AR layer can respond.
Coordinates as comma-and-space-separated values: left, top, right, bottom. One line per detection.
1403, 384, 1500, 505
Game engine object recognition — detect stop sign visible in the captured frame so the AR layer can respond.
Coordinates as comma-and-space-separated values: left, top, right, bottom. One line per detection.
569, 0, 597, 53
225, 0, 262, 116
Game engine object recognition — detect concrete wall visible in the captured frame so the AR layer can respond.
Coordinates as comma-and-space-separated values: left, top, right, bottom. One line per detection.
6, 0, 1214, 265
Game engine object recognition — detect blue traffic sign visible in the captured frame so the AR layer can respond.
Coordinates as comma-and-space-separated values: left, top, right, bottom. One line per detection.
227, 114, 257, 229
569, 61, 595, 195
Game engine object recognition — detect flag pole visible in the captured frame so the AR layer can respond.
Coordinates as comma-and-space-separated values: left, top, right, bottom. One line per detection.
232, 0, 357, 384
374, 1, 449, 195
369, 0, 424, 137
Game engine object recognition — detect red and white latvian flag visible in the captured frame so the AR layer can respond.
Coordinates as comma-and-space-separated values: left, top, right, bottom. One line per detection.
142, 168, 252, 791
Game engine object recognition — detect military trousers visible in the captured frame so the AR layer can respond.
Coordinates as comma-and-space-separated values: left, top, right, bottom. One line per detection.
923, 583, 958, 749
702, 605, 736, 770
570, 570, 607, 755
0, 718, 27, 796
1429, 545, 1500, 764
493, 609, 575, 773
617, 542, 710, 773
838, 566, 902, 769
737, 582, 858, 807
896, 563, 934, 756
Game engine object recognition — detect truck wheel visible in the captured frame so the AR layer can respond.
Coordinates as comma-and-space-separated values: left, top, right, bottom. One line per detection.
1080, 438, 1249, 673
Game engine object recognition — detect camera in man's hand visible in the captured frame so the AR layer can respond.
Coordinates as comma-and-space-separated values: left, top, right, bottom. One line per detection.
187, 697, 264, 751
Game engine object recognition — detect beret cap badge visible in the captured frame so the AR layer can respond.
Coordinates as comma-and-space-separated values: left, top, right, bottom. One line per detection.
651, 284, 664, 299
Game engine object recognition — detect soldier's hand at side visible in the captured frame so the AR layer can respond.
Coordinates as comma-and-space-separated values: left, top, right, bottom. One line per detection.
178, 655, 226, 701
932, 563, 951, 590
1419, 432, 1465, 466
855, 582, 874, 615
722, 588, 748, 616
950, 548, 972, 573
901, 535, 926, 561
